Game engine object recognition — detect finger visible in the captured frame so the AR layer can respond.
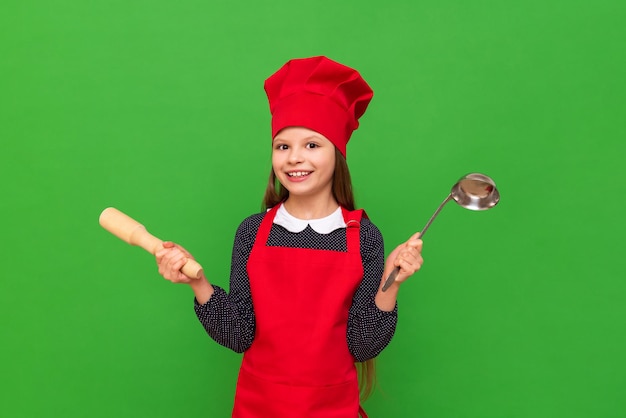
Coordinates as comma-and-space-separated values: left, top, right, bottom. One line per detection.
156, 242, 179, 261
168, 243, 193, 259
158, 250, 183, 277
408, 231, 423, 241
171, 255, 188, 273
402, 244, 423, 260
401, 248, 424, 267
406, 237, 423, 251
394, 256, 413, 270
156, 247, 181, 266
396, 244, 418, 261
170, 257, 192, 283
166, 251, 187, 272
176, 244, 190, 256
155, 246, 171, 261
396, 258, 423, 280
394, 256, 402, 268
167, 247, 186, 260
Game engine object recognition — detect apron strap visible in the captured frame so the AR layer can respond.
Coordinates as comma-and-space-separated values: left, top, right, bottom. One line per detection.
342, 208, 364, 255
255, 205, 281, 245
358, 404, 369, 418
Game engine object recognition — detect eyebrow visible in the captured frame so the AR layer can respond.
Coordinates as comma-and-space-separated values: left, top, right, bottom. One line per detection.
273, 135, 323, 142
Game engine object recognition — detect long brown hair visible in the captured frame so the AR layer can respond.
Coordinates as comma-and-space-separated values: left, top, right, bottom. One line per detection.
261, 148, 377, 400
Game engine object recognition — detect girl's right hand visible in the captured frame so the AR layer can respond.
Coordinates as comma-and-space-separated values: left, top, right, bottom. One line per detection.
155, 241, 196, 284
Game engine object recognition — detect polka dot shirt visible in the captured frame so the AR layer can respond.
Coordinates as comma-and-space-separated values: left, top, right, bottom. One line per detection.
194, 211, 398, 362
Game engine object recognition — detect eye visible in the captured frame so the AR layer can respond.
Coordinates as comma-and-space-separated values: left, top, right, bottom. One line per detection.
275, 144, 288, 150
306, 142, 319, 149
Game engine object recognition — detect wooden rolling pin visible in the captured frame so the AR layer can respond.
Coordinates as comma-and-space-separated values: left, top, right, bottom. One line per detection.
99, 207, 203, 279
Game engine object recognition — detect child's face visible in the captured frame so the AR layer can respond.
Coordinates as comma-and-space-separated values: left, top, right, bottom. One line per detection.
272, 127, 336, 200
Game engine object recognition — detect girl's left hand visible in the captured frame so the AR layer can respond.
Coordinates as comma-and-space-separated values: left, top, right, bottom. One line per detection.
384, 232, 424, 285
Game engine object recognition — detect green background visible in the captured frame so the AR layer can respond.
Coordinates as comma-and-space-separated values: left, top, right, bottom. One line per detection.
1, 0, 624, 417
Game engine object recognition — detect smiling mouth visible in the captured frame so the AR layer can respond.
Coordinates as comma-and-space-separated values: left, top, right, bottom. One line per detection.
287, 171, 311, 177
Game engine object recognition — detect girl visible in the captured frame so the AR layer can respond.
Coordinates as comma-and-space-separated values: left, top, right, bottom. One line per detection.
156, 56, 423, 418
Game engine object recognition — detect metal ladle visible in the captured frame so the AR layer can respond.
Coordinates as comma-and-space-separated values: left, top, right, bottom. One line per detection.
381, 173, 501, 291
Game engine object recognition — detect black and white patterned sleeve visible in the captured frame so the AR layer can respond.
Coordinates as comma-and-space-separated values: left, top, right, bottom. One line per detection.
193, 214, 263, 353
347, 219, 398, 362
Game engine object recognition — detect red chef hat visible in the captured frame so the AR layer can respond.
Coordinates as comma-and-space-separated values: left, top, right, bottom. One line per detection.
264, 56, 374, 158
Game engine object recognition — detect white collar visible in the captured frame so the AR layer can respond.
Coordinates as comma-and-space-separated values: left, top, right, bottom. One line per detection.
273, 204, 346, 234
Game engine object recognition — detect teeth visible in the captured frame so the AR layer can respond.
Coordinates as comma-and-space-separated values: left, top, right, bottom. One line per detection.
288, 171, 310, 177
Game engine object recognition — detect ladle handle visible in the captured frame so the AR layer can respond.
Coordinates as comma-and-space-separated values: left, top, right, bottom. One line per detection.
381, 194, 453, 292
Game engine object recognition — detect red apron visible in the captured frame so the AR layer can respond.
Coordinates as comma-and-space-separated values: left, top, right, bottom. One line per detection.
233, 205, 369, 418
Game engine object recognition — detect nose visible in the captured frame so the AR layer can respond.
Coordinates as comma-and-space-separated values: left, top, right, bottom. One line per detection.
288, 147, 304, 164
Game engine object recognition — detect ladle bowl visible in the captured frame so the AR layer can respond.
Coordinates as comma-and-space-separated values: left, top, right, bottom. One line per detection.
451, 173, 500, 211
381, 172, 500, 291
